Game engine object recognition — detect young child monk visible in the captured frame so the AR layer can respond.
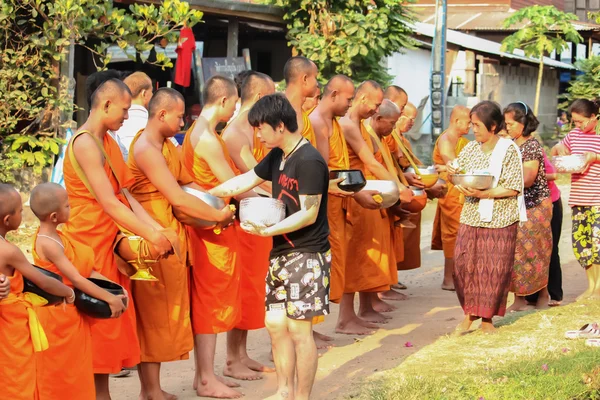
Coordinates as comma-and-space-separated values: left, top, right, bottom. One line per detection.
0, 183, 74, 400
30, 182, 127, 400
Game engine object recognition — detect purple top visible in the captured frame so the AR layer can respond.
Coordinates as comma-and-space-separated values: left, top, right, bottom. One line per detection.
543, 152, 561, 202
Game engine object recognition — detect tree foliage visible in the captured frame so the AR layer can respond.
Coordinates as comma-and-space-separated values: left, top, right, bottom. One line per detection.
263, 0, 416, 85
560, 55, 600, 109
0, 0, 203, 183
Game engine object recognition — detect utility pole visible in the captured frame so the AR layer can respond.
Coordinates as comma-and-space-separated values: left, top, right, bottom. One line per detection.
430, 0, 447, 139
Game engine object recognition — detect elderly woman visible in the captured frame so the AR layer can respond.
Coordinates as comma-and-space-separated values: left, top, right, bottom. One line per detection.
448, 101, 525, 333
503, 102, 552, 311
552, 98, 600, 300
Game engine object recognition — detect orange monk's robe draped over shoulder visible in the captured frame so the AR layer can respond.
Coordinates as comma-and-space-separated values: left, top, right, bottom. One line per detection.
302, 112, 317, 147
382, 136, 405, 265
62, 132, 140, 374
328, 118, 351, 303
127, 132, 194, 361
252, 127, 268, 162
0, 272, 38, 400
33, 230, 95, 400
344, 122, 396, 294
431, 134, 470, 258
182, 127, 241, 334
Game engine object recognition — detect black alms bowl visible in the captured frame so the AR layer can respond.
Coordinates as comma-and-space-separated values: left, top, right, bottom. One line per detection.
23, 266, 64, 306
329, 169, 367, 193
75, 278, 125, 319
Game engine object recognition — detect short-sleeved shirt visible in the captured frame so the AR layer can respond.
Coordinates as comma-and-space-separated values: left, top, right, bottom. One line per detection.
543, 152, 561, 202
560, 128, 600, 206
519, 138, 550, 209
457, 141, 523, 229
254, 142, 330, 258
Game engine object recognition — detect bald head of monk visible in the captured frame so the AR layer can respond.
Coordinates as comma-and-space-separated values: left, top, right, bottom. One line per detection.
0, 184, 22, 232
30, 183, 69, 224
148, 88, 186, 137
449, 105, 471, 136
302, 81, 322, 113
354, 80, 384, 120
283, 56, 319, 99
322, 75, 355, 117
397, 102, 417, 134
240, 72, 275, 105
371, 99, 401, 138
202, 75, 239, 122
385, 85, 408, 114
90, 78, 133, 131
123, 72, 153, 108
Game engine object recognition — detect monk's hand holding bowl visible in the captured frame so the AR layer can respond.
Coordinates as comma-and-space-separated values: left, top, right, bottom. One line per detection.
216, 205, 236, 230
108, 293, 127, 318
446, 160, 460, 175
148, 230, 174, 258
0, 274, 9, 299
404, 173, 425, 189
328, 177, 354, 198
426, 182, 447, 199
353, 190, 382, 210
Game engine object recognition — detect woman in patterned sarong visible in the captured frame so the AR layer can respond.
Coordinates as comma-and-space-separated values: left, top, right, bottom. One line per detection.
503, 102, 552, 311
447, 101, 525, 334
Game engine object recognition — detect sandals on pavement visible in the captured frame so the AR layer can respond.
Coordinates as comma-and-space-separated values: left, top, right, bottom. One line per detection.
586, 338, 600, 347
565, 323, 600, 339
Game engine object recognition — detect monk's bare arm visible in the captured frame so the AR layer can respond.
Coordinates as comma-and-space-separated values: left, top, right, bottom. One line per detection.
0, 275, 9, 299
72, 135, 167, 248
5, 243, 72, 299
209, 170, 264, 198
438, 135, 458, 164
262, 194, 321, 236
134, 144, 230, 221
310, 115, 330, 162
341, 121, 395, 181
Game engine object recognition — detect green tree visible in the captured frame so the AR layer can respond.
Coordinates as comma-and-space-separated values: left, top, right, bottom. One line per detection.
262, 0, 416, 85
0, 0, 203, 183
560, 55, 600, 109
501, 5, 582, 116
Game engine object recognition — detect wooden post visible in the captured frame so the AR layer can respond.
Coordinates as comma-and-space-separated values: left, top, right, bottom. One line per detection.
227, 18, 239, 58
464, 50, 476, 96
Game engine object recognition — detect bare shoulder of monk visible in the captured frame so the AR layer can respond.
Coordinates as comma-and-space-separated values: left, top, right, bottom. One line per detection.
189, 119, 216, 156
0, 241, 17, 277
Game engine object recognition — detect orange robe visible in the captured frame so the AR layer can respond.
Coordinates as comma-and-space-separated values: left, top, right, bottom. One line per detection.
33, 230, 95, 400
0, 271, 38, 400
327, 118, 351, 303
182, 128, 241, 334
431, 134, 470, 258
301, 112, 317, 147
382, 136, 405, 265
62, 131, 140, 373
127, 133, 194, 361
344, 122, 397, 293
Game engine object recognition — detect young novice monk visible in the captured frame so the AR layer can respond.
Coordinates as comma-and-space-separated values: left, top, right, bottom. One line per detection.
0, 183, 74, 400
30, 182, 127, 400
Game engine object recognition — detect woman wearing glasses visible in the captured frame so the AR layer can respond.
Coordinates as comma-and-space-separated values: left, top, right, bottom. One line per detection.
552, 98, 600, 300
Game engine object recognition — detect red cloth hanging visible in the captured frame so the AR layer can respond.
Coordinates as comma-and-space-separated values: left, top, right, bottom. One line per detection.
174, 27, 196, 88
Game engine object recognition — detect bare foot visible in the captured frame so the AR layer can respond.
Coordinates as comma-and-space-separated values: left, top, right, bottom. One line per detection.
197, 377, 243, 399
223, 360, 262, 381
139, 390, 177, 400
481, 319, 496, 334
358, 310, 390, 324
356, 317, 381, 329
455, 315, 478, 334
441, 280, 455, 291
314, 330, 334, 341
335, 317, 377, 335
371, 297, 397, 313
507, 295, 529, 312
240, 356, 275, 373
313, 331, 335, 349
378, 289, 409, 301
216, 376, 241, 388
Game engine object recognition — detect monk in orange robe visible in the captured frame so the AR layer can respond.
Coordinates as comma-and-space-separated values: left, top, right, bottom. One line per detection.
62, 79, 173, 400
128, 88, 234, 399
302, 82, 322, 115
283, 56, 319, 147
30, 183, 127, 400
183, 76, 257, 399
336, 81, 412, 334
0, 184, 73, 400
431, 105, 471, 290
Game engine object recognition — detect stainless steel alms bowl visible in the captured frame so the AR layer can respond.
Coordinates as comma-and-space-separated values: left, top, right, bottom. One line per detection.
239, 197, 286, 227
361, 180, 400, 208
173, 185, 226, 228
450, 174, 494, 190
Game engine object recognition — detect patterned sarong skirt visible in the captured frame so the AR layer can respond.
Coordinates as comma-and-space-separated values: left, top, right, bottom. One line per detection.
454, 223, 518, 318
572, 205, 600, 269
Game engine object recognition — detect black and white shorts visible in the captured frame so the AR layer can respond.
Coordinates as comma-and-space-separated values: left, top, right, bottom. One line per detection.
265, 250, 331, 320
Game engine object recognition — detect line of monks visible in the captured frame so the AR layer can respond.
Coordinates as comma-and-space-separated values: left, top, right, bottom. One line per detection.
0, 56, 473, 400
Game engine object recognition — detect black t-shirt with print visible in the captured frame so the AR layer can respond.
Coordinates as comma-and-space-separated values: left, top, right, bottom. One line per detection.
254, 142, 330, 258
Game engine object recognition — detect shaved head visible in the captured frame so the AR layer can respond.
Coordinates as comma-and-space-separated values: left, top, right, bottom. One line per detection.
90, 79, 132, 109
283, 56, 317, 84
0, 184, 20, 219
372, 100, 401, 137
377, 99, 401, 119
355, 80, 384, 119
398, 102, 418, 133
29, 183, 65, 221
202, 75, 237, 106
323, 75, 354, 97
123, 72, 152, 98
450, 105, 470, 120
449, 105, 471, 135
356, 80, 383, 97
403, 102, 417, 118
234, 70, 256, 97
148, 88, 185, 118
385, 85, 408, 113
240, 72, 275, 103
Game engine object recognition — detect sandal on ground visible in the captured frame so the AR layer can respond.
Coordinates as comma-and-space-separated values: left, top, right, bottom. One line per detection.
565, 323, 600, 339
586, 338, 600, 347
394, 282, 408, 290
548, 300, 562, 307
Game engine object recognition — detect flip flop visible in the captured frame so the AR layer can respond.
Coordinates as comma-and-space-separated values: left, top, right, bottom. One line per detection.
586, 338, 600, 347
395, 282, 408, 290
548, 299, 562, 307
565, 323, 600, 339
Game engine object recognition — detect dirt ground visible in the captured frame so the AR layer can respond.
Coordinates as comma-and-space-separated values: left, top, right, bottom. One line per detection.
98, 188, 585, 400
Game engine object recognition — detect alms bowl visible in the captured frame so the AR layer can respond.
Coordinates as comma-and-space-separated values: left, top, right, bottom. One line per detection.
550, 154, 587, 174
329, 169, 367, 193
362, 180, 400, 208
450, 174, 494, 190
23, 266, 64, 306
239, 197, 286, 227
74, 278, 126, 319
406, 166, 439, 188
173, 185, 226, 228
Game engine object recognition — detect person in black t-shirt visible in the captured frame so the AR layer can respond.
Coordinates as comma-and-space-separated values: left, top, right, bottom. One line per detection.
210, 93, 330, 400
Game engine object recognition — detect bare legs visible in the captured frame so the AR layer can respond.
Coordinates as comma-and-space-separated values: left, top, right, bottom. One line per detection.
335, 293, 378, 335
578, 264, 600, 301
138, 362, 177, 400
95, 374, 111, 400
507, 295, 528, 312
441, 258, 455, 291
224, 329, 262, 381
194, 334, 242, 399
455, 315, 495, 334
238, 330, 275, 372
358, 292, 390, 323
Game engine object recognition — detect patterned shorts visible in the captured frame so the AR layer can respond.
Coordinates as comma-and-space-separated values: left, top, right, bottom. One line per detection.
265, 250, 331, 320
572, 206, 600, 269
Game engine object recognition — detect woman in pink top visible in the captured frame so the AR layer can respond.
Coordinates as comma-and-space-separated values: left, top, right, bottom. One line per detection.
551, 98, 600, 300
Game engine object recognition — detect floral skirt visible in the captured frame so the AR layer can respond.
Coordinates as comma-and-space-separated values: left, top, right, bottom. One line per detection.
454, 223, 518, 319
572, 205, 600, 269
510, 197, 553, 296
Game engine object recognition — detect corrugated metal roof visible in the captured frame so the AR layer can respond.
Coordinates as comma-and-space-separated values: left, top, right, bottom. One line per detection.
413, 22, 577, 69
